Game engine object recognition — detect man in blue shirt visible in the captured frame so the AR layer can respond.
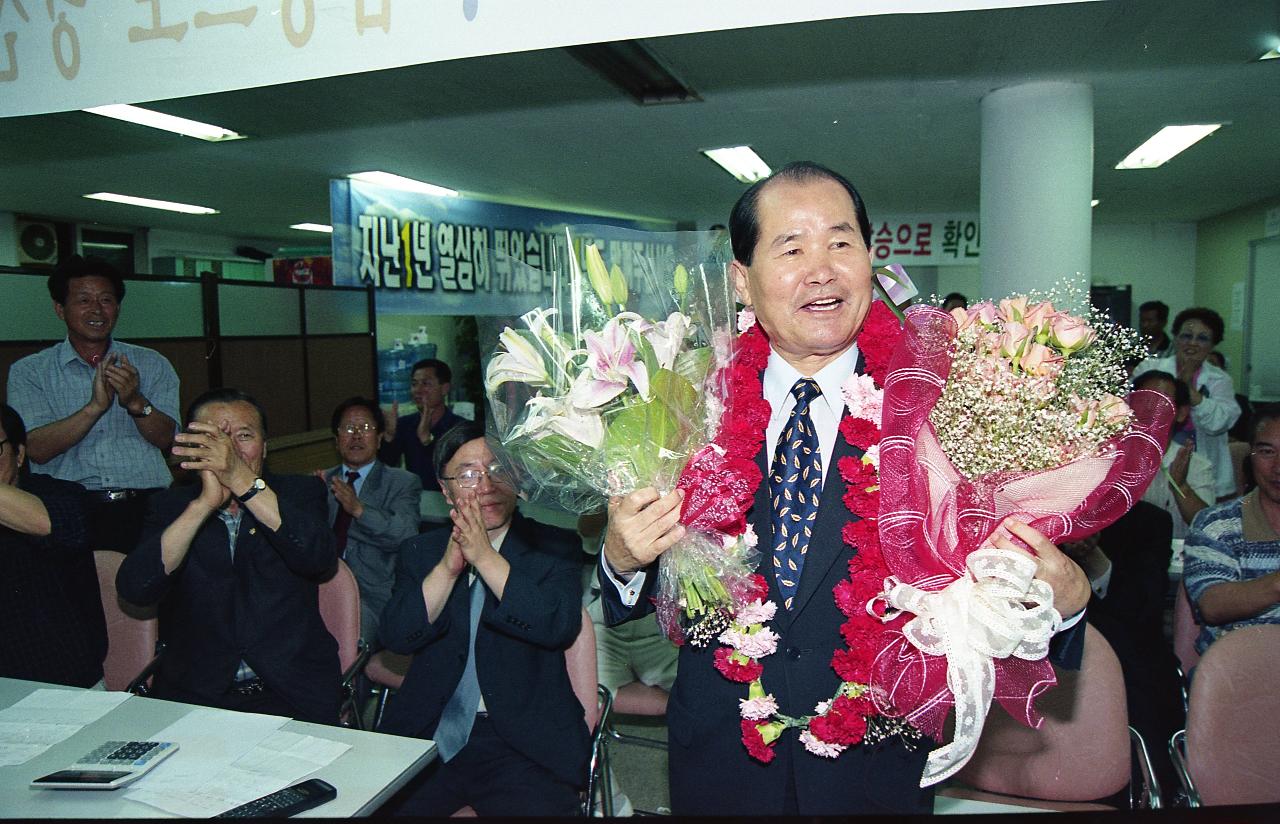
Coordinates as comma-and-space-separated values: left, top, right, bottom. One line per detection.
7, 256, 179, 554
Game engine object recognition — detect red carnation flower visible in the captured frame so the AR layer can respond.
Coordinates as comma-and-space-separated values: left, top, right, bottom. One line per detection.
714, 646, 764, 683
831, 646, 875, 684
839, 416, 882, 450
741, 719, 777, 763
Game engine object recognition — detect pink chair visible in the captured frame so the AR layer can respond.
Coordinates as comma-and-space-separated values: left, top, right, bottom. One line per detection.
93, 551, 159, 693
941, 624, 1161, 810
1169, 624, 1280, 806
318, 559, 371, 728
1172, 582, 1201, 676
366, 649, 412, 731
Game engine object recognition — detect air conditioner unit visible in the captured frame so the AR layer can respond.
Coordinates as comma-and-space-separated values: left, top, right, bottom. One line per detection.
17, 219, 58, 267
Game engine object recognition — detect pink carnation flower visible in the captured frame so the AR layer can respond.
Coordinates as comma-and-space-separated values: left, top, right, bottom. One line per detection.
737, 306, 757, 333
800, 729, 847, 758
735, 598, 777, 626
719, 626, 781, 659
814, 699, 833, 715
841, 373, 883, 422
739, 693, 780, 721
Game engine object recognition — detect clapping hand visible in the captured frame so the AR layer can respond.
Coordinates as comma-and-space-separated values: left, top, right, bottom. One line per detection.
88, 359, 116, 415
1169, 437, 1196, 488
329, 474, 364, 518
103, 354, 143, 412
449, 492, 492, 567
173, 421, 251, 502
383, 401, 399, 443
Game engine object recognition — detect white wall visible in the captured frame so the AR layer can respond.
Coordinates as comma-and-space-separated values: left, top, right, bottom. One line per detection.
1091, 222, 1196, 327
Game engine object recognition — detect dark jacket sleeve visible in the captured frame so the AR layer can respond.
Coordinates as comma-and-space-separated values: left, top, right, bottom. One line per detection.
117, 487, 187, 606
596, 555, 659, 627
488, 524, 582, 650
379, 530, 454, 653
377, 419, 409, 468
264, 474, 337, 579
17, 475, 88, 552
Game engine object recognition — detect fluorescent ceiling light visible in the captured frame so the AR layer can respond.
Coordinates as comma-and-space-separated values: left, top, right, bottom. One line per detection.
1115, 124, 1222, 170
701, 146, 771, 184
290, 223, 333, 233
83, 104, 245, 142
1259, 47, 1280, 61
1090, 199, 1100, 207
84, 192, 219, 215
347, 171, 458, 197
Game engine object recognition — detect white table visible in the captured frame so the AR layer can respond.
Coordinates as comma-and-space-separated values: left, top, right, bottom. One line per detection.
0, 678, 434, 818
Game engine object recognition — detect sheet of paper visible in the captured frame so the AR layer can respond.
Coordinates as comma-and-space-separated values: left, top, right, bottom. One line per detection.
0, 689, 130, 766
125, 712, 350, 818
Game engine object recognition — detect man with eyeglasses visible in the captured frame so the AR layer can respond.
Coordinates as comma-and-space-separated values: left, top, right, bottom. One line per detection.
1183, 409, 1280, 654
0, 403, 108, 688
117, 388, 340, 723
320, 397, 421, 646
379, 421, 590, 816
1134, 307, 1240, 500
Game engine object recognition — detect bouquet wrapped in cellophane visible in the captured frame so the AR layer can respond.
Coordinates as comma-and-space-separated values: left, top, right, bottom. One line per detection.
484, 227, 756, 639
870, 287, 1174, 785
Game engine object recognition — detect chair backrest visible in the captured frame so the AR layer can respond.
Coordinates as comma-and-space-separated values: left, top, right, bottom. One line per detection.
318, 559, 362, 673
1172, 582, 1201, 673
564, 607, 600, 730
92, 551, 158, 691
955, 624, 1131, 802
1184, 624, 1280, 806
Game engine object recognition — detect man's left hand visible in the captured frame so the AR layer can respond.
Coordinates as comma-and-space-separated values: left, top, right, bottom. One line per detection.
104, 354, 144, 412
330, 475, 364, 519
989, 518, 1091, 618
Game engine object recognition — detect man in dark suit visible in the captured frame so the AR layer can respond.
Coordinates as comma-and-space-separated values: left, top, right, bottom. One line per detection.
117, 388, 339, 724
321, 396, 422, 646
379, 421, 589, 817
598, 162, 1091, 815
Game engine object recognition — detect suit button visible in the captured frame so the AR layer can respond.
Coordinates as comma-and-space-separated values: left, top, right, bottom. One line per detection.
787, 646, 801, 660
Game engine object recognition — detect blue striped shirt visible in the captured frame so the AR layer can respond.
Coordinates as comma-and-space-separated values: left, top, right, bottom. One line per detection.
6, 338, 178, 490
1183, 491, 1280, 653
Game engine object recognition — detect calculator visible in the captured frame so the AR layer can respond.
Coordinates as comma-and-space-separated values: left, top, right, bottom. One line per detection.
30, 740, 179, 790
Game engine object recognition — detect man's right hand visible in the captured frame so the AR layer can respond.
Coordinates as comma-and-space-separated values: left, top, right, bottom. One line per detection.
87, 359, 115, 415
602, 487, 686, 575
383, 401, 398, 443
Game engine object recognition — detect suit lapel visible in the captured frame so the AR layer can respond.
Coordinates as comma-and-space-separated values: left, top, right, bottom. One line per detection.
790, 427, 863, 618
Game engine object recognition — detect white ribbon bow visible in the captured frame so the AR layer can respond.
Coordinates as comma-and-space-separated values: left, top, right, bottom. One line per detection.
881, 545, 1062, 787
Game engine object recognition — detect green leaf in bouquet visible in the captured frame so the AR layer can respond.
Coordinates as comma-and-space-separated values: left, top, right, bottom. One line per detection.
512, 430, 596, 480
673, 346, 713, 391
634, 330, 661, 388
603, 393, 688, 488
650, 367, 698, 426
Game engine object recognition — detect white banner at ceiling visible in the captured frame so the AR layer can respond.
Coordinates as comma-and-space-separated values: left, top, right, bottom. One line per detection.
0, 0, 1096, 118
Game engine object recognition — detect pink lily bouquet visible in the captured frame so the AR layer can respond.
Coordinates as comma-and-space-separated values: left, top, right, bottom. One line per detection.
485, 230, 753, 620
869, 289, 1174, 785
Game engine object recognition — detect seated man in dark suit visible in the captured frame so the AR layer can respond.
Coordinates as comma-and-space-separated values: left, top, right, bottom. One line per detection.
0, 403, 108, 687
379, 421, 589, 816
117, 388, 339, 723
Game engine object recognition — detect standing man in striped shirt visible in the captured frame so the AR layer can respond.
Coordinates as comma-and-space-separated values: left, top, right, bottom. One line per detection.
6, 255, 179, 553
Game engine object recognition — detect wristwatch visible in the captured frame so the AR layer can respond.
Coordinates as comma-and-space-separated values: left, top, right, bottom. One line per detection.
128, 403, 154, 418
236, 477, 268, 504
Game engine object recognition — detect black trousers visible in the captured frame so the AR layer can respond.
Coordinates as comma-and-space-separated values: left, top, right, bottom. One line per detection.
387, 716, 581, 817
86, 489, 158, 554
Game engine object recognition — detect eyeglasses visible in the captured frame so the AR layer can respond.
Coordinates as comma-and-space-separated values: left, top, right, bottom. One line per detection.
1176, 332, 1213, 345
340, 423, 378, 436
440, 462, 512, 488
1251, 445, 1279, 462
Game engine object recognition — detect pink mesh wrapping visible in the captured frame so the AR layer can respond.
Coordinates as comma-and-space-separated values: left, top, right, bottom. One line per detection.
872, 305, 1173, 738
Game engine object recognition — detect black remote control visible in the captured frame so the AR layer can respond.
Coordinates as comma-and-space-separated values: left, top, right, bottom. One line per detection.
213, 778, 337, 818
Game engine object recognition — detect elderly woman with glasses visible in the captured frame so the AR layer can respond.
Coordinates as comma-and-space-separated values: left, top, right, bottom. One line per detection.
1134, 307, 1241, 500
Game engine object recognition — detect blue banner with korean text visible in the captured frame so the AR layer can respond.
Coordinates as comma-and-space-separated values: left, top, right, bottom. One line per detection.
330, 179, 673, 317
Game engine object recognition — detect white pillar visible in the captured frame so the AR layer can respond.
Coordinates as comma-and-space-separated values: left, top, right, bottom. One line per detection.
979, 82, 1093, 301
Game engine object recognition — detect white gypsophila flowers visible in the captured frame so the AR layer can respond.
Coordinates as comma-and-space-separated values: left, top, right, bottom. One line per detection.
930, 301, 1144, 478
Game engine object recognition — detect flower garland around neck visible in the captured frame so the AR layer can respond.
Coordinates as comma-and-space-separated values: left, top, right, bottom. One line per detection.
703, 301, 922, 764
